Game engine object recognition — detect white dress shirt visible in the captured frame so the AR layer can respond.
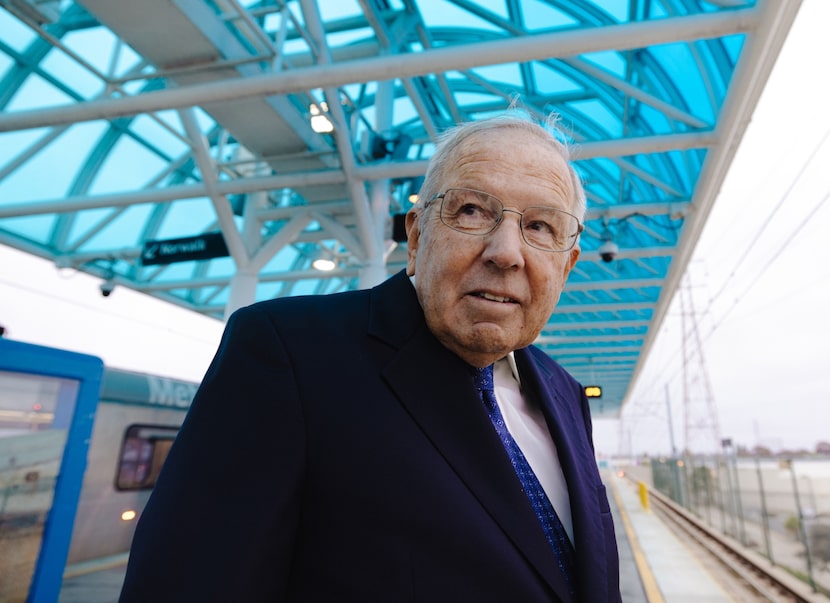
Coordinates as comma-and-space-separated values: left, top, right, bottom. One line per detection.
494, 355, 574, 543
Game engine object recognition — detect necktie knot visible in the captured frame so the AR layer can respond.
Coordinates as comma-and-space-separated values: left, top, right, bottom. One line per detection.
472, 364, 495, 393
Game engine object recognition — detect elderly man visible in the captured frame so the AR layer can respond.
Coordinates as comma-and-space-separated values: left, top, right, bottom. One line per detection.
119, 114, 621, 602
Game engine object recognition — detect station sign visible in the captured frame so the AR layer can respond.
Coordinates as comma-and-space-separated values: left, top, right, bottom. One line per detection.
140, 232, 229, 266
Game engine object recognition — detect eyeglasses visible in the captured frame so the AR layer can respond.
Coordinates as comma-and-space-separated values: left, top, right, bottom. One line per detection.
426, 188, 583, 253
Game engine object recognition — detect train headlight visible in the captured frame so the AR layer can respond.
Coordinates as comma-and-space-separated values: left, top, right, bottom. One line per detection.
121, 509, 137, 521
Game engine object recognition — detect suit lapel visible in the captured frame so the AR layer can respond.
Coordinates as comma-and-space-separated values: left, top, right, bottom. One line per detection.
516, 349, 610, 602
368, 273, 570, 599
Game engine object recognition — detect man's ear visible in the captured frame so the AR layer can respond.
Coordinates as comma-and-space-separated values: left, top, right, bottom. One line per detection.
405, 210, 421, 276
564, 246, 580, 278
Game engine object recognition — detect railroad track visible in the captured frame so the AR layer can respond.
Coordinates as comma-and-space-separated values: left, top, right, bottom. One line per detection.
644, 484, 827, 603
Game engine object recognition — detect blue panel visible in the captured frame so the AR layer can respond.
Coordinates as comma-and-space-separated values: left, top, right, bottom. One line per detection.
0, 124, 109, 203
0, 338, 103, 603
0, 215, 57, 243
0, 9, 37, 52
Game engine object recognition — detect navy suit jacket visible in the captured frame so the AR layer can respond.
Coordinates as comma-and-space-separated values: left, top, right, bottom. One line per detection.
120, 270, 620, 602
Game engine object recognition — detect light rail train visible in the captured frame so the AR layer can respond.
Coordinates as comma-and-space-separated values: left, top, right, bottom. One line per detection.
65, 367, 198, 565
0, 355, 198, 582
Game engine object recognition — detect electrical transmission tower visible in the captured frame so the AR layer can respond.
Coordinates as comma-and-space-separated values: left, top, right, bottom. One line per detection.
678, 272, 722, 454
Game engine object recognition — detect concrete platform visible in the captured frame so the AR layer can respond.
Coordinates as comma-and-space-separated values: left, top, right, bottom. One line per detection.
606, 469, 734, 602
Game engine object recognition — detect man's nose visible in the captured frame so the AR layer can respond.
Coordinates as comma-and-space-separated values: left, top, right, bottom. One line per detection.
482, 210, 526, 269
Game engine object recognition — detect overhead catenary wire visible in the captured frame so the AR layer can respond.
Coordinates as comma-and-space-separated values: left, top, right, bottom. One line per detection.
621, 125, 830, 447
704, 125, 830, 312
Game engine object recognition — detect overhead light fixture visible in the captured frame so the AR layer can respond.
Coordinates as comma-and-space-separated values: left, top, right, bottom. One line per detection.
407, 176, 424, 204
312, 248, 336, 271
54, 255, 76, 278
309, 103, 334, 133
312, 257, 335, 271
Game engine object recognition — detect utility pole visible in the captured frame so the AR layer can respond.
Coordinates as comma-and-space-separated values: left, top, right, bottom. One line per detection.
665, 384, 677, 456
678, 272, 721, 454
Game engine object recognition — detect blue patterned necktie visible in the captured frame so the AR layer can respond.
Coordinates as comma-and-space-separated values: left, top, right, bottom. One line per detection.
472, 364, 576, 596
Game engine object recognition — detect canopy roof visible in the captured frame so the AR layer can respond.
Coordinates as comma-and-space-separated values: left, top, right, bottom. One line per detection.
0, 0, 801, 417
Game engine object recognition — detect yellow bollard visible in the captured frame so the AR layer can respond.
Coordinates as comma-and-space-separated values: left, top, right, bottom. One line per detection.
638, 481, 649, 511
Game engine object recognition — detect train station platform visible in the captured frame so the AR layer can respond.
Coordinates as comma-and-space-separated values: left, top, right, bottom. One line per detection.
605, 468, 733, 602
58, 467, 739, 602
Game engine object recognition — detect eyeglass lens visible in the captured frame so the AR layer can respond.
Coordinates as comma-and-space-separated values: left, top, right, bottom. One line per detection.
440, 188, 578, 251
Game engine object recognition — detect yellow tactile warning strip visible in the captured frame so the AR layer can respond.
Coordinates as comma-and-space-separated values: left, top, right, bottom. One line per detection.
607, 475, 665, 603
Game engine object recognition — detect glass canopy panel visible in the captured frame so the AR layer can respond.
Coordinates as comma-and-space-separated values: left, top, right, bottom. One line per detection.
64, 28, 143, 79
70, 205, 152, 251
38, 48, 102, 101
262, 245, 301, 273
87, 136, 171, 195
521, 1, 581, 30
7, 72, 76, 111
0, 129, 47, 168
0, 0, 801, 419
202, 256, 234, 277
127, 114, 188, 159
0, 124, 108, 202
418, 3, 504, 31
3, 215, 57, 242
151, 198, 222, 239
0, 10, 36, 52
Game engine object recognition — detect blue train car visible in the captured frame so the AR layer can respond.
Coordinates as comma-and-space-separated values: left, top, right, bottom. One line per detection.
65, 368, 198, 565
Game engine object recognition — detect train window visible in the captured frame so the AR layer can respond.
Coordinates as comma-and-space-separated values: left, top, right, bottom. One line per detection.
115, 424, 179, 491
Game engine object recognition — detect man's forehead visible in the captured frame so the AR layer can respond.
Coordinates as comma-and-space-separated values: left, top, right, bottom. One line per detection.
451, 128, 560, 163
446, 131, 570, 185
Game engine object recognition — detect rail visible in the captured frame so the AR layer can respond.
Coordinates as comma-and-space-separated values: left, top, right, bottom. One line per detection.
643, 481, 828, 603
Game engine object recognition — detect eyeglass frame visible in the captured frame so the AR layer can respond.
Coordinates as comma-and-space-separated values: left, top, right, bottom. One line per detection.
424, 187, 584, 253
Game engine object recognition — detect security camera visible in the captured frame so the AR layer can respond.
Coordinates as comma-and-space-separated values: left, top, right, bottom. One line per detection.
100, 280, 115, 297
598, 240, 619, 263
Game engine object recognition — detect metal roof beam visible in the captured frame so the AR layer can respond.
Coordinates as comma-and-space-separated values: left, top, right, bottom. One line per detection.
545, 318, 651, 331
556, 301, 655, 314
620, 0, 803, 407
136, 266, 364, 291
54, 238, 675, 270
580, 246, 674, 262
0, 130, 704, 219
0, 8, 760, 132
563, 277, 662, 291
179, 108, 250, 267
585, 199, 690, 220
541, 344, 643, 356
300, 0, 379, 264
560, 56, 709, 129
556, 354, 639, 362
0, 169, 348, 218
535, 333, 646, 345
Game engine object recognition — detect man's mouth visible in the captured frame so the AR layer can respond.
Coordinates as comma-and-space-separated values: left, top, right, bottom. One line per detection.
474, 291, 518, 304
